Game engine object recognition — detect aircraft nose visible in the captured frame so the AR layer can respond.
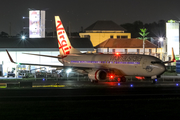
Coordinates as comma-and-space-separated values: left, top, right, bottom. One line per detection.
159, 64, 166, 73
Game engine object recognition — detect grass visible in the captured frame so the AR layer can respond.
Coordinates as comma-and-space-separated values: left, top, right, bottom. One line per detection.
162, 71, 177, 76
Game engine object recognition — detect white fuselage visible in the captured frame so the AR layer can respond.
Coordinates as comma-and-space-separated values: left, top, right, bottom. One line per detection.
59, 54, 166, 77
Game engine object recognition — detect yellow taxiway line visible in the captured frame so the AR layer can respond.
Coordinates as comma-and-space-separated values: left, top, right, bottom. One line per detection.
32, 85, 65, 88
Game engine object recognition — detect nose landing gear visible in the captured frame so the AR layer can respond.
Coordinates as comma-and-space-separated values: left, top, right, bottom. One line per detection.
91, 80, 98, 83
152, 78, 158, 84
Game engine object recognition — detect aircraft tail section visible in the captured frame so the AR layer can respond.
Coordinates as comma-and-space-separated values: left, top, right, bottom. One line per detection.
163, 48, 176, 64
55, 16, 80, 57
171, 47, 175, 62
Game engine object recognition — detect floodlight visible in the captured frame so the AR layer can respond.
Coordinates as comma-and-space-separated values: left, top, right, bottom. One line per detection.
21, 35, 26, 40
66, 68, 72, 74
159, 37, 163, 42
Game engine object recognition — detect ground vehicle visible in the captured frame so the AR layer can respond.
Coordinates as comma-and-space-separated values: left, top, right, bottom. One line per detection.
7, 71, 15, 77
18, 70, 34, 78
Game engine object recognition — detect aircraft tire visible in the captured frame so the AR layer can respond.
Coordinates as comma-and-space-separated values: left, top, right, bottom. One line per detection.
91, 80, 94, 83
121, 76, 126, 82
91, 80, 98, 83
95, 80, 98, 83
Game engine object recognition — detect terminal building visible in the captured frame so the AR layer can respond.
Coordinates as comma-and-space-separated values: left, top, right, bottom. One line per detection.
95, 38, 158, 56
166, 20, 180, 60
79, 20, 131, 47
0, 37, 94, 77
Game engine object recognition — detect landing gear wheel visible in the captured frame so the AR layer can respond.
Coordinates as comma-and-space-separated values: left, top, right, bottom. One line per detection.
91, 80, 99, 83
95, 80, 98, 83
91, 80, 94, 83
121, 77, 126, 82
119, 76, 126, 82
117, 77, 126, 82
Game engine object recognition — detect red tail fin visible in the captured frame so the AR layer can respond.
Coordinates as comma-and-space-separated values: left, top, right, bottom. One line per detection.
55, 16, 80, 56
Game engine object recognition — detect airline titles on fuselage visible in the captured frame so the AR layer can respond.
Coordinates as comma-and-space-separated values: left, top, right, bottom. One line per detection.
56, 20, 71, 55
110, 55, 142, 62
70, 55, 142, 65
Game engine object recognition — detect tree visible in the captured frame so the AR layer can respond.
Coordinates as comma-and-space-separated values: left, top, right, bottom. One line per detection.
137, 28, 149, 54
120, 21, 144, 38
16, 31, 28, 38
120, 20, 166, 38
0, 31, 9, 38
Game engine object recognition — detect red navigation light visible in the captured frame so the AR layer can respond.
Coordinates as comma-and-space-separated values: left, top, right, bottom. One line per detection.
115, 52, 120, 56
110, 75, 114, 79
135, 76, 145, 80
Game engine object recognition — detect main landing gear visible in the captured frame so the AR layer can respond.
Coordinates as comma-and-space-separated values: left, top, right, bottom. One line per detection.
151, 75, 160, 84
90, 76, 127, 83
117, 76, 126, 82
91, 80, 98, 83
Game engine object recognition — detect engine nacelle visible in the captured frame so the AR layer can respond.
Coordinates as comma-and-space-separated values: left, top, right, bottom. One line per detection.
88, 70, 107, 81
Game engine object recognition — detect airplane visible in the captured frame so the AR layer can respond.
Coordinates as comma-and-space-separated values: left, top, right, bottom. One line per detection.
6, 16, 175, 84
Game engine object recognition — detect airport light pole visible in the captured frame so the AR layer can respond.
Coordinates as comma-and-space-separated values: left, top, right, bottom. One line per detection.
159, 37, 163, 47
158, 37, 164, 59
66, 68, 72, 80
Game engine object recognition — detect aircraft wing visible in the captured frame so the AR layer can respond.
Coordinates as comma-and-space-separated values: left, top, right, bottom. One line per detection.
6, 50, 91, 70
23, 53, 82, 57
6, 50, 63, 68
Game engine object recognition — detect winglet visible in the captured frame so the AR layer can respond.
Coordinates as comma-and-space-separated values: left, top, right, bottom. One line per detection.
6, 50, 16, 63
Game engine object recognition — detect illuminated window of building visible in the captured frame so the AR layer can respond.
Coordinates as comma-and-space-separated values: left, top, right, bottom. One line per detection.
112, 49, 115, 53
125, 49, 127, 54
137, 49, 139, 54
121, 36, 128, 38
84, 35, 90, 39
149, 49, 152, 55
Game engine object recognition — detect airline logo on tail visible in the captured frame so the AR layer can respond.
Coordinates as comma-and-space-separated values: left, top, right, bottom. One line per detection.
55, 16, 71, 56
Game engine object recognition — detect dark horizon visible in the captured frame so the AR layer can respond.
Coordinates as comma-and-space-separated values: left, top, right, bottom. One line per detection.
1, 0, 180, 35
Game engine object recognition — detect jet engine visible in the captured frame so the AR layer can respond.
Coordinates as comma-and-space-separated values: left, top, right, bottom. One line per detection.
88, 70, 107, 81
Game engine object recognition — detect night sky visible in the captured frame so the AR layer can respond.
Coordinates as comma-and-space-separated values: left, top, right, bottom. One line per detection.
1, 0, 180, 35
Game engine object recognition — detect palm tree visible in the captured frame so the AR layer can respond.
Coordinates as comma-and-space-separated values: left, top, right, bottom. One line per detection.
137, 28, 149, 54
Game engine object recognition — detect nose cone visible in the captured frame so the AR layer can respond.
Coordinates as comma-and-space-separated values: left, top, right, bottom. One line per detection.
157, 64, 166, 75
